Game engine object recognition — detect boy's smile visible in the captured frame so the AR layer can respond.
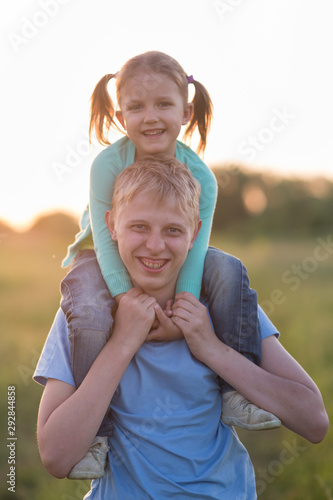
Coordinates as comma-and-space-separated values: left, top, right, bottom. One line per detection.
106, 191, 200, 305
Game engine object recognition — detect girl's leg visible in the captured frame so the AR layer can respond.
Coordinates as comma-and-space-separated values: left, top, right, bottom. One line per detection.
60, 249, 116, 436
202, 247, 280, 430
202, 246, 261, 373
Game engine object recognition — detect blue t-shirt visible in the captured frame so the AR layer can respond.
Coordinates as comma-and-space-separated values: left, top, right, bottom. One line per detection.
34, 307, 278, 500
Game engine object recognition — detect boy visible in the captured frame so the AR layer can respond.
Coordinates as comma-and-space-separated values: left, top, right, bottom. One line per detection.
35, 156, 327, 497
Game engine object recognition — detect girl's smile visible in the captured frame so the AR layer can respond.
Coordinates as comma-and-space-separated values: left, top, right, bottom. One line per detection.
117, 72, 193, 158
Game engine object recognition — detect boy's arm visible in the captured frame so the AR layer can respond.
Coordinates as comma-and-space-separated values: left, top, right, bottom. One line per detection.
172, 292, 329, 444
37, 289, 156, 478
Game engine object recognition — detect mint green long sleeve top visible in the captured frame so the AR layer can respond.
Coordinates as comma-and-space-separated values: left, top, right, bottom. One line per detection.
62, 137, 218, 299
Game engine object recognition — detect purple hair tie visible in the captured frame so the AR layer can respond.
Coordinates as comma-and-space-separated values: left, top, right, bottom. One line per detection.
113, 71, 119, 78
187, 75, 194, 84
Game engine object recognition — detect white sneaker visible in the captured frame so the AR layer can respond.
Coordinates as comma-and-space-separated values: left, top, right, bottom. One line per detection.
222, 391, 281, 431
67, 436, 109, 480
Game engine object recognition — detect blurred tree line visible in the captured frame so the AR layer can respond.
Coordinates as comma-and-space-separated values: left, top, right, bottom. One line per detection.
212, 165, 333, 237
1, 166, 332, 240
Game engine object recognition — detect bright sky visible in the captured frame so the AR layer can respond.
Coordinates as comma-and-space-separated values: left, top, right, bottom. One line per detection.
1, 0, 332, 230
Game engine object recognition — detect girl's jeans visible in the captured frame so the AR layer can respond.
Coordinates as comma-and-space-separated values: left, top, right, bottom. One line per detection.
60, 250, 116, 436
201, 246, 261, 381
60, 247, 261, 436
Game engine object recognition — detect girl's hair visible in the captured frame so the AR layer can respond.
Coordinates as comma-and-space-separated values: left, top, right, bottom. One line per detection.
112, 155, 201, 229
89, 51, 213, 155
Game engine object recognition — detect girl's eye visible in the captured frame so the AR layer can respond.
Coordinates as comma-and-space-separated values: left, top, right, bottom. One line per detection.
128, 103, 143, 111
158, 102, 172, 108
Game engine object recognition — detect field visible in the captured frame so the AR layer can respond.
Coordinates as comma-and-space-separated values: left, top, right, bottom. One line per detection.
0, 229, 332, 499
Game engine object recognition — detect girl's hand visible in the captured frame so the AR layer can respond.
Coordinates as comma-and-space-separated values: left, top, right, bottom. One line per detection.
112, 287, 156, 354
145, 304, 184, 342
171, 292, 218, 362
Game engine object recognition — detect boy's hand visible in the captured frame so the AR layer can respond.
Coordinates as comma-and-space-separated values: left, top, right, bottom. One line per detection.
113, 292, 125, 305
171, 292, 218, 362
112, 288, 156, 354
164, 299, 174, 317
145, 304, 183, 342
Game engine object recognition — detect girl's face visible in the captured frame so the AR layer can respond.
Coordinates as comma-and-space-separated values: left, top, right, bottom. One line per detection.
117, 72, 193, 158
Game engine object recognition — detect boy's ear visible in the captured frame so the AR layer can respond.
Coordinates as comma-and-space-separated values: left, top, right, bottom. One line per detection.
189, 219, 202, 250
116, 111, 126, 130
105, 210, 118, 241
182, 103, 194, 125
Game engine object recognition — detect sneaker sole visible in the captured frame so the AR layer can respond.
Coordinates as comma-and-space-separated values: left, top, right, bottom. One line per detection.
222, 417, 282, 431
67, 471, 105, 480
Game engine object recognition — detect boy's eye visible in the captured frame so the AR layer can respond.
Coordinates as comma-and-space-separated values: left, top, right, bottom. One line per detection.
167, 227, 181, 234
132, 224, 146, 230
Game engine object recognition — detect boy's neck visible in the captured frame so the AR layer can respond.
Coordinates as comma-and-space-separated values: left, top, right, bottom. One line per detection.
141, 284, 176, 311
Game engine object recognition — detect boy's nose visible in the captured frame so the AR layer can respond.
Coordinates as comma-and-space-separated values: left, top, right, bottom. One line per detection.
146, 233, 165, 253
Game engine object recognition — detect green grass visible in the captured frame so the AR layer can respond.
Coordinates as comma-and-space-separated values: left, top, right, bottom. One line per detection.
210, 232, 333, 499
0, 231, 332, 499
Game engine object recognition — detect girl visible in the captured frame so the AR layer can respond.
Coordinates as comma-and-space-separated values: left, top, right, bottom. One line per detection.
60, 51, 279, 480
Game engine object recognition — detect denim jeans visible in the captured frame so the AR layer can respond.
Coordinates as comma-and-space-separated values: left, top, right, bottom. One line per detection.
202, 247, 261, 392
60, 250, 116, 436
60, 247, 261, 436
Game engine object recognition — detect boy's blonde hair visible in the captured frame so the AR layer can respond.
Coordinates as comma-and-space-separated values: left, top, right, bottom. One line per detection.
112, 155, 201, 230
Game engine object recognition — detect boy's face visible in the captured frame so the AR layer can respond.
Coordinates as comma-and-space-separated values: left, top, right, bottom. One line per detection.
106, 191, 201, 300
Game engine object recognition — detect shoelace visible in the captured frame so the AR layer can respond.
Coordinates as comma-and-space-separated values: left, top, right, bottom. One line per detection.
231, 396, 254, 411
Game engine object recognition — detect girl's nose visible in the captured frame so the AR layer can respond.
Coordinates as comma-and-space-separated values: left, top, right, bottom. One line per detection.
143, 107, 158, 123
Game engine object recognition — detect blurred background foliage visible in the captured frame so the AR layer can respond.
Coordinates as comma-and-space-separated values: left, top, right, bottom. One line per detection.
0, 166, 332, 499
212, 165, 333, 237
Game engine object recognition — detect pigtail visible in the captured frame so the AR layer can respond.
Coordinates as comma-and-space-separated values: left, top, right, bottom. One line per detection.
89, 74, 122, 146
184, 79, 213, 155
